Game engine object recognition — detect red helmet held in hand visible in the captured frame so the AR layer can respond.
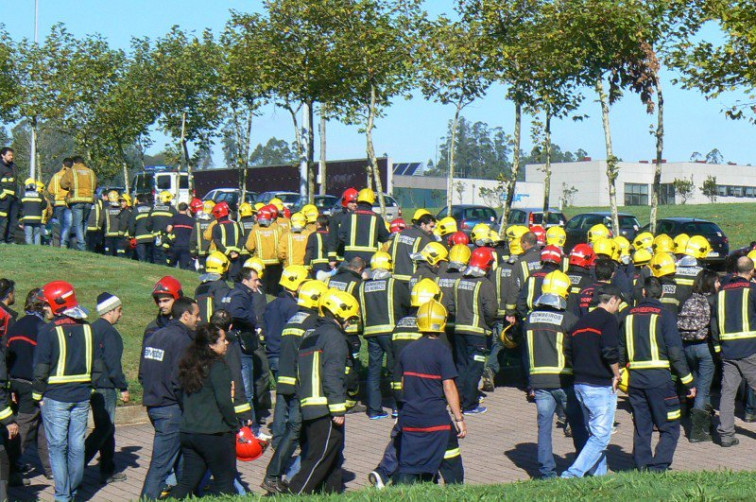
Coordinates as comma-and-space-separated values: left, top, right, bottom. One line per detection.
152, 276, 184, 301
342, 188, 359, 207
212, 202, 230, 220
469, 246, 495, 271
390, 218, 406, 234
237, 426, 265, 461
569, 243, 596, 268
448, 231, 470, 247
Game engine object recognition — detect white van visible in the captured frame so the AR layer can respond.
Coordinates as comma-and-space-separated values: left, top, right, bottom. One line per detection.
131, 167, 193, 206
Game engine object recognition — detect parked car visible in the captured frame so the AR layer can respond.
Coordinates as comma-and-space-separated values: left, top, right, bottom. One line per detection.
292, 194, 339, 215
436, 204, 498, 235
639, 217, 729, 265
132, 166, 193, 206
202, 188, 258, 212
257, 191, 300, 208
502, 207, 567, 229
329, 192, 402, 221
564, 212, 641, 251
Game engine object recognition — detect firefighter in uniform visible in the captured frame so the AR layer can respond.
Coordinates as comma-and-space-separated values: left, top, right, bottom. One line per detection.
546, 226, 569, 272
190, 200, 214, 271
711, 256, 756, 447
119, 194, 134, 258
505, 230, 542, 325
438, 244, 471, 351
238, 202, 256, 239
387, 209, 436, 282
103, 191, 123, 257
452, 246, 498, 415
166, 202, 195, 269
301, 204, 319, 233
522, 270, 586, 479
128, 194, 154, 263
653, 234, 675, 256
328, 188, 358, 267
211, 202, 244, 283
674, 235, 711, 303
149, 191, 177, 266
433, 216, 457, 245
86, 192, 105, 253
566, 244, 596, 316
245, 204, 283, 295
288, 289, 359, 495
305, 214, 331, 277
516, 245, 564, 319
262, 280, 328, 494
612, 236, 637, 300
20, 179, 47, 245
650, 252, 685, 314
632, 249, 654, 305
60, 156, 97, 252
633, 231, 654, 254
194, 252, 232, 322
358, 251, 411, 419
620, 276, 696, 471
408, 241, 449, 291
0, 148, 19, 245
47, 159, 72, 248
278, 212, 310, 267
269, 198, 290, 232
337, 188, 390, 264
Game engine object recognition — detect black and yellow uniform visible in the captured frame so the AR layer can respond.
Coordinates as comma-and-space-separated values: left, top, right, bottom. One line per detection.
566, 265, 593, 316
516, 263, 560, 319
190, 213, 213, 269
327, 207, 351, 263
0, 158, 19, 245
119, 206, 133, 257
20, 187, 46, 226
658, 275, 685, 314
289, 317, 349, 494
579, 281, 630, 322
390, 314, 422, 403
505, 247, 542, 317
128, 202, 154, 262
212, 217, 245, 281
85, 198, 104, 253
337, 203, 390, 263
103, 204, 123, 256
673, 256, 703, 307
522, 305, 579, 390
632, 267, 653, 306
619, 298, 694, 472
494, 257, 518, 318
0, 338, 16, 500
408, 261, 441, 292
149, 202, 177, 265
438, 265, 463, 338
388, 226, 434, 282
239, 216, 255, 241
452, 272, 497, 412
305, 229, 331, 275
194, 278, 231, 323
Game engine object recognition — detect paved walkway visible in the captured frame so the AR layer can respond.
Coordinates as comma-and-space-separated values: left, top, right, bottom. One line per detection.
10, 386, 756, 500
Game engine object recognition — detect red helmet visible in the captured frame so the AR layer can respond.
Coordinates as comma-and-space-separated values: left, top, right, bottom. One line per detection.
212, 201, 230, 220
152, 276, 184, 301
541, 245, 564, 265
342, 187, 359, 207
569, 243, 596, 268
266, 204, 279, 220
190, 197, 204, 214
236, 426, 265, 462
469, 246, 495, 271
283, 207, 291, 219
390, 218, 406, 234
448, 231, 470, 247
41, 281, 83, 317
529, 225, 546, 246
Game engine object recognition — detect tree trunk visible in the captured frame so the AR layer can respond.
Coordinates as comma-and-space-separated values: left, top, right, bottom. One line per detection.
120, 145, 130, 195
542, 107, 552, 221
367, 85, 386, 218
501, 101, 522, 236
650, 77, 664, 234
319, 107, 327, 195
448, 101, 462, 212
307, 100, 315, 202
596, 78, 620, 236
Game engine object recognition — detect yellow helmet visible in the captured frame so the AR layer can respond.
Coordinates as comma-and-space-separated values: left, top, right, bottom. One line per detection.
416, 299, 448, 333
254, 202, 265, 212
748, 250, 756, 262
357, 188, 376, 204
297, 280, 329, 309
319, 288, 360, 325
35, 180, 45, 192
653, 234, 675, 254
613, 236, 631, 260
413, 208, 431, 222
159, 191, 173, 204
302, 204, 319, 223
633, 231, 654, 251
685, 235, 712, 260
107, 190, 120, 204
507, 225, 530, 255
592, 237, 617, 259
120, 193, 132, 206
471, 223, 492, 244
290, 212, 307, 230
239, 202, 254, 218
280, 265, 310, 292
588, 223, 612, 243
546, 226, 566, 247
449, 244, 472, 266
650, 251, 676, 278
618, 368, 629, 394
542, 270, 571, 299
500, 323, 518, 349
270, 197, 285, 211
411, 278, 443, 307
370, 251, 393, 271
633, 248, 653, 266
488, 229, 503, 244
417, 241, 449, 266
203, 200, 216, 214
436, 216, 457, 237
673, 233, 690, 254
243, 257, 266, 278
205, 251, 231, 275
24, 177, 36, 188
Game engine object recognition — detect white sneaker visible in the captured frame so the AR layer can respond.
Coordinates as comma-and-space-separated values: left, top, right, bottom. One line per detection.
256, 431, 273, 441
368, 470, 385, 489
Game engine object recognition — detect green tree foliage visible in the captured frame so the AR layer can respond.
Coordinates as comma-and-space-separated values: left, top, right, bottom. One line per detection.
431, 117, 512, 180
672, 176, 694, 204
249, 137, 299, 167
700, 174, 718, 203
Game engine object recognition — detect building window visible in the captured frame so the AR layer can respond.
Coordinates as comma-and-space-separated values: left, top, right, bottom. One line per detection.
624, 183, 649, 206
659, 183, 676, 205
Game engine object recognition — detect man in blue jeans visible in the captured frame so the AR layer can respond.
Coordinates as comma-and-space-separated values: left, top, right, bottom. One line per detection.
59, 156, 96, 251
562, 285, 623, 478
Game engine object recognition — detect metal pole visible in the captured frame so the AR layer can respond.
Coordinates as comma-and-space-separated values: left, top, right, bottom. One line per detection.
30, 0, 38, 181
299, 102, 309, 198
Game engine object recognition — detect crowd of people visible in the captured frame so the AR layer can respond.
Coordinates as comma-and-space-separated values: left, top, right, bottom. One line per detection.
2, 148, 756, 498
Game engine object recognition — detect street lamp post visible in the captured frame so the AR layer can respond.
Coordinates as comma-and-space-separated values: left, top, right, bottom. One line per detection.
30, 0, 39, 181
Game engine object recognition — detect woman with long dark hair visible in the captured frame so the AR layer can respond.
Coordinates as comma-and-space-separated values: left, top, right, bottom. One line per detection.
172, 325, 237, 497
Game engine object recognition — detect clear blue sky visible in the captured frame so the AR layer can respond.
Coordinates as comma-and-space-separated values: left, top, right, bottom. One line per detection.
3, 0, 754, 167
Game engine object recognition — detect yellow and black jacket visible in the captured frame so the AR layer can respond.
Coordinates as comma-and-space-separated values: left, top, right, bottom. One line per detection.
388, 226, 433, 282
357, 272, 411, 337
711, 276, 756, 360
194, 279, 231, 323
452, 274, 498, 337
336, 204, 390, 262
0, 347, 15, 428
47, 168, 69, 207
325, 268, 362, 338
277, 307, 319, 396
438, 266, 464, 330
494, 256, 518, 318
149, 202, 177, 237
390, 314, 422, 402
674, 256, 703, 307
505, 247, 543, 316
523, 305, 579, 389
20, 188, 46, 225
87, 198, 103, 232
305, 229, 331, 274
212, 218, 244, 255
278, 228, 310, 267
190, 213, 213, 258
104, 204, 123, 238
658, 275, 685, 314
619, 298, 694, 390
128, 203, 153, 243
516, 264, 561, 319
245, 222, 281, 265
566, 265, 593, 316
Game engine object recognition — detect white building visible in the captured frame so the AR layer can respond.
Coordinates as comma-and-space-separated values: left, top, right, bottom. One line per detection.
524, 160, 756, 207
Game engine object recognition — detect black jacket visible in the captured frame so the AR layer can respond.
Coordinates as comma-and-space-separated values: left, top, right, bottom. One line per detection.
0, 160, 19, 199
523, 305, 579, 389
222, 282, 259, 354
7, 312, 45, 381
337, 204, 390, 262
305, 230, 331, 274
263, 292, 299, 359
566, 265, 593, 316
195, 279, 231, 322
139, 320, 195, 408
357, 274, 410, 337
277, 307, 319, 396
128, 203, 153, 242
180, 359, 237, 434
711, 276, 756, 360
92, 318, 128, 391
452, 275, 498, 337
388, 226, 433, 281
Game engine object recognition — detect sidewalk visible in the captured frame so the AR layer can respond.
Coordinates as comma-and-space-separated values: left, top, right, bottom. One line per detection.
11, 386, 756, 500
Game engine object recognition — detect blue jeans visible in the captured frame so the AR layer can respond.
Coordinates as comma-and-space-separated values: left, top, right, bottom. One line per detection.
42, 398, 90, 502
24, 224, 42, 245
266, 394, 301, 479
240, 354, 258, 431
70, 203, 91, 251
367, 336, 392, 416
141, 404, 182, 500
53, 206, 72, 247
534, 387, 586, 478
562, 384, 617, 478
684, 343, 714, 410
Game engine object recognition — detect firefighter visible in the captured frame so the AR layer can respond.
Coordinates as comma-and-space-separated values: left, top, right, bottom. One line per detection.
516, 245, 564, 319
448, 230, 470, 248
190, 200, 214, 271
529, 225, 546, 248
674, 235, 711, 304
288, 289, 359, 495
409, 241, 449, 291
649, 252, 684, 314
587, 223, 612, 243
211, 202, 245, 283
619, 276, 696, 470
632, 248, 654, 305
522, 270, 586, 479
387, 209, 436, 282
142, 276, 184, 343
711, 256, 756, 447
238, 202, 256, 239
0, 279, 17, 340
86, 191, 105, 253
0, 147, 19, 245
546, 226, 569, 272
194, 252, 232, 322
119, 194, 134, 258
452, 246, 497, 415
278, 212, 311, 267
438, 244, 471, 350
612, 236, 637, 301
149, 191, 177, 266
166, 202, 194, 270
505, 231, 542, 325
128, 194, 154, 263
633, 231, 654, 253
328, 187, 359, 266
358, 251, 411, 419
566, 244, 596, 316
269, 198, 290, 232
395, 299, 465, 485
578, 259, 629, 321
20, 178, 47, 245
673, 234, 690, 259
60, 156, 97, 252
653, 234, 675, 255
46, 158, 72, 248
337, 188, 390, 263
489, 229, 509, 267
470, 223, 492, 249
103, 190, 123, 257
301, 204, 319, 233
305, 214, 331, 277
433, 216, 457, 244
245, 204, 283, 295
